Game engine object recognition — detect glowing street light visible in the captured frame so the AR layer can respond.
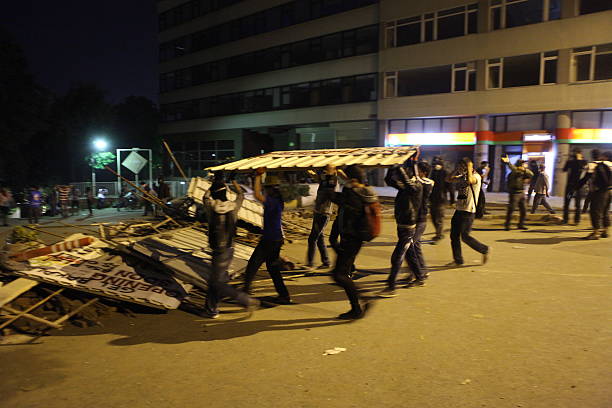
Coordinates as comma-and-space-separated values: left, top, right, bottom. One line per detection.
93, 138, 108, 151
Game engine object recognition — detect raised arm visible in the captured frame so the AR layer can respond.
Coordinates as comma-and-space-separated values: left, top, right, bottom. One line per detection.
231, 179, 244, 209
253, 167, 266, 203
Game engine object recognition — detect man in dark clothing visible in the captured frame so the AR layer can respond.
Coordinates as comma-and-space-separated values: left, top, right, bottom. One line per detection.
406, 161, 434, 286
502, 157, 533, 230
201, 174, 258, 318
379, 154, 423, 298
305, 164, 338, 269
28, 186, 43, 224
562, 148, 587, 224
429, 156, 448, 242
329, 164, 378, 319
243, 168, 292, 305
578, 149, 611, 239
476, 161, 490, 215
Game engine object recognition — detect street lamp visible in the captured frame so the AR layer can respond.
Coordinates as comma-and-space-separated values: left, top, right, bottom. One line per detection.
91, 137, 109, 195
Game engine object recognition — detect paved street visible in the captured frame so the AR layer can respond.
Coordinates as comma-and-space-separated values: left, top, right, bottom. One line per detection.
1, 206, 611, 408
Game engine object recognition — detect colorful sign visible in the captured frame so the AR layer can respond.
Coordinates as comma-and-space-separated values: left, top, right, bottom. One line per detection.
387, 132, 476, 146
563, 129, 612, 144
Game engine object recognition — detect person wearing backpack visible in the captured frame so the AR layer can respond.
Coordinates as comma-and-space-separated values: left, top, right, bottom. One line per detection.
501, 156, 533, 230
379, 154, 423, 298
201, 172, 259, 318
578, 149, 611, 240
329, 164, 379, 319
447, 157, 490, 266
243, 168, 292, 305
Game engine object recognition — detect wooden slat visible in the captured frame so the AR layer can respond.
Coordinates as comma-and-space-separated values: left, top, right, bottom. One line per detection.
0, 279, 39, 308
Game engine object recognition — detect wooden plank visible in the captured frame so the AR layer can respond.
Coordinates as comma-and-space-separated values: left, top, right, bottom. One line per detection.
1, 305, 63, 329
0, 288, 64, 330
0, 279, 39, 308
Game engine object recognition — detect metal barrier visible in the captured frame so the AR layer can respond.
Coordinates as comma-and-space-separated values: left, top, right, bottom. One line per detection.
70, 182, 120, 197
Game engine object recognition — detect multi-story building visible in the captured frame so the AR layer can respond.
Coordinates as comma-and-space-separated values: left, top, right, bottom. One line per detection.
157, 0, 612, 193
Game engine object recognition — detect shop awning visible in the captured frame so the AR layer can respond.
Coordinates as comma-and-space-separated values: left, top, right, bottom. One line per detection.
206, 146, 417, 172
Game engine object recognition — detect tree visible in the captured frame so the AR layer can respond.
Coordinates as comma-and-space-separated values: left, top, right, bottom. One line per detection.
0, 27, 51, 189
86, 152, 116, 169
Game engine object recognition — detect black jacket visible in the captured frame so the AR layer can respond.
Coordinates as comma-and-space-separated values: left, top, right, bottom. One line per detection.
417, 178, 434, 223
204, 187, 244, 251
385, 164, 422, 227
429, 166, 448, 203
331, 183, 378, 240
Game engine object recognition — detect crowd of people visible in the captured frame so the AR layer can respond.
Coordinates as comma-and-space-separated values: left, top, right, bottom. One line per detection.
199, 146, 610, 321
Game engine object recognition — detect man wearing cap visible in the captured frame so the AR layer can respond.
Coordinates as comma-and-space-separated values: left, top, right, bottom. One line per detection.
502, 156, 533, 230
243, 167, 291, 304
201, 173, 259, 318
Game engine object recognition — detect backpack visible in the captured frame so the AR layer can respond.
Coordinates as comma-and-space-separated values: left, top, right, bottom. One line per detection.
593, 162, 611, 191
361, 201, 382, 241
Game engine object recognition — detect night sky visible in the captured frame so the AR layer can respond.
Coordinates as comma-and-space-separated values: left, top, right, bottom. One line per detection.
3, 0, 158, 103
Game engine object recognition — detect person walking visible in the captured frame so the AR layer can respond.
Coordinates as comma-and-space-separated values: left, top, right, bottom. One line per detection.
447, 157, 490, 266
97, 187, 107, 209
305, 164, 338, 270
562, 148, 587, 225
476, 161, 490, 215
70, 187, 80, 216
201, 173, 259, 318
531, 164, 556, 215
243, 168, 292, 305
379, 155, 423, 298
502, 156, 533, 230
406, 161, 434, 285
578, 149, 611, 239
140, 183, 153, 216
329, 164, 378, 319
85, 187, 94, 216
0, 187, 13, 226
429, 156, 448, 242
526, 160, 540, 204
28, 186, 43, 224
57, 185, 71, 218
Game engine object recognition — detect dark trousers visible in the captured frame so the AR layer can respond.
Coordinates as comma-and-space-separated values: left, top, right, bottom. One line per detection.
531, 194, 555, 214
589, 189, 610, 231
447, 183, 456, 204
505, 192, 527, 227
87, 199, 93, 215
29, 206, 41, 224
451, 210, 488, 264
307, 213, 330, 266
332, 238, 363, 310
143, 201, 153, 216
206, 247, 251, 313
408, 221, 427, 272
430, 201, 445, 238
388, 226, 422, 288
243, 238, 289, 299
563, 184, 582, 223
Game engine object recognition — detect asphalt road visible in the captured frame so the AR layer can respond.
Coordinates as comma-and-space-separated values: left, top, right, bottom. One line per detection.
1, 208, 611, 408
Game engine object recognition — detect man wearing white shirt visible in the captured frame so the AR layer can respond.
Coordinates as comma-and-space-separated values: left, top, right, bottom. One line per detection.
447, 157, 490, 266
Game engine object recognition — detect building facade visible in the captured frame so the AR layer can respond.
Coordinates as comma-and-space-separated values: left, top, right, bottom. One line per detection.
157, 0, 612, 193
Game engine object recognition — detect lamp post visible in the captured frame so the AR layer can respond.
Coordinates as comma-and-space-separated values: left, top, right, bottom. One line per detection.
91, 138, 108, 194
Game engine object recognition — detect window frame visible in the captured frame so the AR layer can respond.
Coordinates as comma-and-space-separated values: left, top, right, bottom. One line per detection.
571, 46, 595, 82
452, 62, 476, 92
490, 0, 557, 30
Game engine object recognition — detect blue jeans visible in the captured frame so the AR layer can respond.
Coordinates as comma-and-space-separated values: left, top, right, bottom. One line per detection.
388, 226, 422, 288
307, 213, 330, 266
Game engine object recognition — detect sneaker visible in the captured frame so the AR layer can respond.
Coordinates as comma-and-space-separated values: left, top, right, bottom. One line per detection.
268, 296, 292, 305
378, 287, 397, 298
445, 261, 463, 267
245, 298, 260, 312
337, 309, 363, 320
601, 231, 609, 238
199, 309, 219, 319
482, 249, 490, 265
517, 225, 528, 230
407, 279, 426, 288
317, 263, 331, 270
583, 232, 600, 240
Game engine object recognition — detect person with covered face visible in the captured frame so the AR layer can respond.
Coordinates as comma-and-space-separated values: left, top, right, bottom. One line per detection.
243, 168, 292, 305
501, 156, 533, 230
429, 156, 448, 242
329, 164, 379, 319
201, 172, 259, 318
305, 164, 338, 270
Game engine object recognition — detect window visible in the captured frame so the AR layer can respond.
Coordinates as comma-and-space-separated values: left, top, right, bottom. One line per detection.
384, 72, 397, 98
571, 44, 612, 82
386, 4, 477, 48
579, 0, 612, 15
490, 0, 559, 31
397, 65, 452, 97
160, 25, 379, 92
452, 62, 476, 92
160, 73, 378, 121
486, 52, 557, 89
159, 0, 378, 61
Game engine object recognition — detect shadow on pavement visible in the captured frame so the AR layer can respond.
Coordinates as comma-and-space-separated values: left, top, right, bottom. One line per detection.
496, 237, 584, 245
